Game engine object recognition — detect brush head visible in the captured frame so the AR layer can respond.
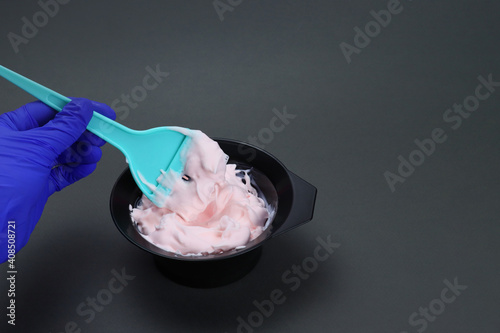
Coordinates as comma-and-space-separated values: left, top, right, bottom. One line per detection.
124, 127, 190, 207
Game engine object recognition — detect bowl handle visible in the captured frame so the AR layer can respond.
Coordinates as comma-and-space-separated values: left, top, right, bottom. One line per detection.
272, 171, 317, 237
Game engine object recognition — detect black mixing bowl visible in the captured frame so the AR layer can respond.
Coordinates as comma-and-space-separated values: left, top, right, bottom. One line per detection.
110, 138, 317, 287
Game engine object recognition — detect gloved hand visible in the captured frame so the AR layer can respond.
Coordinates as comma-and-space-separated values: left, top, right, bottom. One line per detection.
0, 98, 115, 263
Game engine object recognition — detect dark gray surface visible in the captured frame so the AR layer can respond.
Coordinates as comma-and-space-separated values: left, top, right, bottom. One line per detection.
1, 0, 499, 332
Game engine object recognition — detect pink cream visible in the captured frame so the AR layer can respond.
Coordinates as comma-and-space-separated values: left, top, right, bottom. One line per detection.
130, 129, 270, 255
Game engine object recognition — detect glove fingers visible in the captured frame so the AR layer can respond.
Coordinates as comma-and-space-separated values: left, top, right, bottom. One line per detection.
0, 101, 57, 131
57, 143, 103, 165
0, 99, 114, 134
83, 100, 116, 146
38, 98, 94, 158
91, 100, 116, 121
68, 99, 116, 147
78, 130, 106, 147
49, 163, 97, 194
23, 101, 59, 127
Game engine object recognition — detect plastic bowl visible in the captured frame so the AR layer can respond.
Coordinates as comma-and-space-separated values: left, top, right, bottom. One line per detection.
110, 138, 316, 287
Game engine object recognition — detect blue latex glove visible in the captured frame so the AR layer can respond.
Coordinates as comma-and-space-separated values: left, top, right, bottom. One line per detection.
0, 98, 115, 263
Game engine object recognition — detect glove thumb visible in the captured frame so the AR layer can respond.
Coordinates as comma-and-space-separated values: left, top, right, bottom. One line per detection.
35, 98, 94, 159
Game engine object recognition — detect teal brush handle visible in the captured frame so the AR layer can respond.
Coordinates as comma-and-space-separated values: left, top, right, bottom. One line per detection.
0, 64, 134, 154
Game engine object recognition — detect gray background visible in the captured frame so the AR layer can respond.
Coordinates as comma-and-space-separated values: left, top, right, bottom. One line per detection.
1, 0, 499, 332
